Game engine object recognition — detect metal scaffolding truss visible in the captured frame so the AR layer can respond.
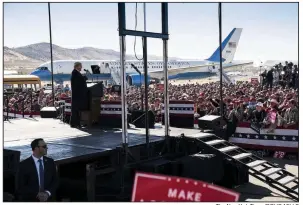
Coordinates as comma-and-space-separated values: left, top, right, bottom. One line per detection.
117, 3, 170, 157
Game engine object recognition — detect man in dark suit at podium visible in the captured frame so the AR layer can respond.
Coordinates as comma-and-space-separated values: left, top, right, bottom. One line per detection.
70, 62, 88, 128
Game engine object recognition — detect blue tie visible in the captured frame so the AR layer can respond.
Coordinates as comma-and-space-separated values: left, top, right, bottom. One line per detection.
38, 159, 44, 191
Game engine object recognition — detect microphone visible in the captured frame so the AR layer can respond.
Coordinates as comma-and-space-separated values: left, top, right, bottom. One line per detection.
83, 69, 90, 81
84, 69, 91, 73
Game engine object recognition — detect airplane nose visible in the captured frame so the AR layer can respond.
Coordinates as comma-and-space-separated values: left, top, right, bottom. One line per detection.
30, 70, 40, 75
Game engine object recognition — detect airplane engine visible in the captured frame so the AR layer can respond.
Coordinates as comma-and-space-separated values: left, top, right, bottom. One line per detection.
126, 74, 151, 86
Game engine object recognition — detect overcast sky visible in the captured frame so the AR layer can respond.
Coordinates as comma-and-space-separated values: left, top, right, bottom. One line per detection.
4, 2, 298, 61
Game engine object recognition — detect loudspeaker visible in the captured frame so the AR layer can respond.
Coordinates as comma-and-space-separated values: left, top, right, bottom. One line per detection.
217, 158, 249, 188
138, 158, 172, 175
198, 115, 222, 130
173, 154, 224, 183
131, 110, 155, 128
162, 114, 194, 128
40, 107, 57, 118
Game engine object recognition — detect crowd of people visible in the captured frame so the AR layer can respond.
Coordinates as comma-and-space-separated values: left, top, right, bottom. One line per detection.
260, 61, 299, 89
3, 84, 71, 114
4, 62, 299, 129
104, 62, 299, 129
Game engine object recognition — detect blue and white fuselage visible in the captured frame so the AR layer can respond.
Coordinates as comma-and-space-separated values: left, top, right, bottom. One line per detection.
30, 28, 249, 84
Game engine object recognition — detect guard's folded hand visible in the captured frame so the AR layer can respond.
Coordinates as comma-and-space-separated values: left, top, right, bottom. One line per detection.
37, 192, 48, 202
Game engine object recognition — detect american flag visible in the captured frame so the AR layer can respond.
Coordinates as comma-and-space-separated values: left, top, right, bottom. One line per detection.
228, 42, 237, 48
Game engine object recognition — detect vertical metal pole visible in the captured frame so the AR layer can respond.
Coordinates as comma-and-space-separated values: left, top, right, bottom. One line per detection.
143, 3, 147, 32
143, 37, 149, 156
260, 66, 262, 84
140, 74, 143, 110
120, 36, 128, 145
162, 3, 170, 137
142, 3, 146, 112
48, 3, 55, 106
163, 40, 169, 137
29, 92, 33, 118
218, 3, 223, 117
6, 95, 9, 120
22, 101, 25, 118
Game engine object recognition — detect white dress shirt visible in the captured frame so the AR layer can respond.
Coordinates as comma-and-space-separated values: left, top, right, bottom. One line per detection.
32, 155, 51, 196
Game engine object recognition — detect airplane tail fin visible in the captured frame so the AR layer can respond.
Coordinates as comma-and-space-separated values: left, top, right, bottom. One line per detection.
206, 28, 243, 63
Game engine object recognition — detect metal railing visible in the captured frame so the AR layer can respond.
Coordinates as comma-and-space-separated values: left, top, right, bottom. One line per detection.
4, 91, 35, 119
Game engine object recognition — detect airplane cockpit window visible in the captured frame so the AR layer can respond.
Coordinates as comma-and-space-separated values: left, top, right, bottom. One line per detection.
38, 67, 48, 71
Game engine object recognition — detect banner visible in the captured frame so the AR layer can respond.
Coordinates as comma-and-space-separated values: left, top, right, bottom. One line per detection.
132, 172, 239, 202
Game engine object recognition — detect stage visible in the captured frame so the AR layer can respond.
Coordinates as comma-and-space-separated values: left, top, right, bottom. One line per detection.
3, 118, 298, 202
4, 118, 201, 164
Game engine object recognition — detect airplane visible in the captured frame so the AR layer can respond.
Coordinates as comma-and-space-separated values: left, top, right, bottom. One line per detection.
30, 28, 253, 86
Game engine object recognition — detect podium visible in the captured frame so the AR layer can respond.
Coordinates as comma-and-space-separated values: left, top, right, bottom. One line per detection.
80, 81, 103, 126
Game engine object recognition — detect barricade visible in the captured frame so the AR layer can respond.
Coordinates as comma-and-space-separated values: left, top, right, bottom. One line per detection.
230, 122, 298, 152
63, 97, 72, 123
161, 100, 194, 128
192, 119, 298, 153
99, 101, 127, 127
3, 111, 40, 118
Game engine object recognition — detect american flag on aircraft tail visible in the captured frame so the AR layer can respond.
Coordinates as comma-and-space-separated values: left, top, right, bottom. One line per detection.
228, 42, 237, 48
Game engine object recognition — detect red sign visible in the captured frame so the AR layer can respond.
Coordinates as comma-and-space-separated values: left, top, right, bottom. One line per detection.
251, 78, 259, 84
131, 172, 240, 202
268, 111, 277, 124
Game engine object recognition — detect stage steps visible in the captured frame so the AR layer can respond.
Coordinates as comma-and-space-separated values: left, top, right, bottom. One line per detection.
186, 132, 298, 201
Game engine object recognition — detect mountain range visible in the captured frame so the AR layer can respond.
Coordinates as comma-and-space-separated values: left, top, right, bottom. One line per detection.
4, 42, 181, 72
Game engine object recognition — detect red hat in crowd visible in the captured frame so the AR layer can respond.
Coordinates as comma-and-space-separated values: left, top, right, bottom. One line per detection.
60, 93, 67, 98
